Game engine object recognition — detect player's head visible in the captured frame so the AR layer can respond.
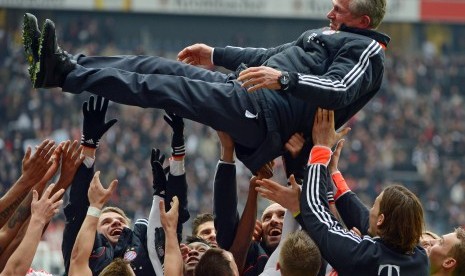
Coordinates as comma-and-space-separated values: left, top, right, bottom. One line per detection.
420, 230, 440, 249
261, 203, 285, 252
98, 206, 131, 246
98, 258, 135, 276
327, 0, 386, 30
194, 248, 239, 276
192, 213, 217, 248
427, 228, 465, 276
277, 230, 322, 276
368, 184, 424, 253
184, 237, 211, 276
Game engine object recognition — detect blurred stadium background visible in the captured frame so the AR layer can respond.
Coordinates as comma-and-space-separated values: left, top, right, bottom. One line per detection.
0, 0, 464, 273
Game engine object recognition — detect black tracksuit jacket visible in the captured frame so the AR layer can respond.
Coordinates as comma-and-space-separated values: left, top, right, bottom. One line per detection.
301, 154, 429, 276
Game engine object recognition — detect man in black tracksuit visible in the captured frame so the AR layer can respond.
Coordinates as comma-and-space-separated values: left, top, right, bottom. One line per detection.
26, 0, 390, 176
299, 109, 429, 276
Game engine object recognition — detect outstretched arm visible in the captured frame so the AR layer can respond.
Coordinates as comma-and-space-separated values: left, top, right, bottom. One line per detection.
213, 131, 239, 250
163, 113, 189, 239
69, 171, 118, 276
0, 184, 64, 276
229, 177, 259, 274
300, 108, 369, 272
161, 197, 183, 276
147, 148, 170, 276
328, 140, 369, 234
62, 95, 117, 273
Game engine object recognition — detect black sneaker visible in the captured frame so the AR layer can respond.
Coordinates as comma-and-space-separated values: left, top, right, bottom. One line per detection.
34, 19, 75, 88
22, 13, 41, 81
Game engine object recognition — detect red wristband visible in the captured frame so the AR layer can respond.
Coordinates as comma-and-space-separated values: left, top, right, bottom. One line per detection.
308, 146, 332, 166
332, 171, 351, 200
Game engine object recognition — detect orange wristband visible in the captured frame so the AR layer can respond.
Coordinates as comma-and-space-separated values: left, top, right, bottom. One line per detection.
332, 171, 350, 200
308, 146, 332, 166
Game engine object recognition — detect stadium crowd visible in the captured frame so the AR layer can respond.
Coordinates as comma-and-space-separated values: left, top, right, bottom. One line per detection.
0, 6, 464, 275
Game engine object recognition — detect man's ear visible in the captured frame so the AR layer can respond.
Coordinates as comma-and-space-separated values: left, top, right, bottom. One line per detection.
443, 257, 457, 270
376, 213, 385, 227
359, 15, 371, 28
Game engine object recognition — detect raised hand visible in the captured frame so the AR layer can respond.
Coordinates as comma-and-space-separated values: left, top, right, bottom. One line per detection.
164, 112, 185, 158
81, 95, 118, 148
252, 220, 262, 242
21, 139, 57, 187
284, 132, 305, 158
312, 108, 350, 148
177, 44, 214, 66
31, 183, 64, 226
56, 140, 84, 189
328, 139, 345, 174
87, 171, 118, 209
217, 131, 234, 163
256, 160, 274, 179
151, 148, 169, 197
256, 174, 301, 215
160, 196, 179, 234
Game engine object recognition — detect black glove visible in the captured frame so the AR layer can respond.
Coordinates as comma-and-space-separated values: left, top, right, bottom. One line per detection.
154, 227, 166, 264
164, 112, 185, 157
151, 148, 169, 197
81, 96, 117, 148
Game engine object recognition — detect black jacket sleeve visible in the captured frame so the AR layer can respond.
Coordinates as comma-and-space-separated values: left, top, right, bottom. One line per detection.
288, 40, 384, 109
213, 39, 299, 71
165, 172, 189, 241
213, 162, 239, 250
300, 163, 373, 273
62, 163, 94, 273
335, 191, 370, 235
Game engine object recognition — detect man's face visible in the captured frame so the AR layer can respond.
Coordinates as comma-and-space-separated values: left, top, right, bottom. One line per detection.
426, 233, 460, 273
368, 192, 383, 237
184, 242, 210, 275
326, 0, 364, 30
98, 211, 129, 245
261, 203, 285, 251
196, 221, 218, 248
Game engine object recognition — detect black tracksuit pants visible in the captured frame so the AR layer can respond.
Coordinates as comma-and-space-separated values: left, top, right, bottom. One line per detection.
64, 55, 266, 149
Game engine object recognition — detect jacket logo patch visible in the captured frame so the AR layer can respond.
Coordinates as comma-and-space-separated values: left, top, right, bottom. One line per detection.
307, 33, 318, 43
124, 250, 137, 262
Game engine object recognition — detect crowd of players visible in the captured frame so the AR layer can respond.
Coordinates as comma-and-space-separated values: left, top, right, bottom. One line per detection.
0, 5, 465, 276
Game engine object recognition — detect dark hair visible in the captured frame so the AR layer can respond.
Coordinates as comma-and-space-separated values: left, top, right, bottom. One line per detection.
192, 213, 214, 236
98, 258, 133, 276
279, 230, 322, 276
194, 248, 235, 276
185, 235, 211, 247
452, 227, 465, 276
378, 185, 424, 253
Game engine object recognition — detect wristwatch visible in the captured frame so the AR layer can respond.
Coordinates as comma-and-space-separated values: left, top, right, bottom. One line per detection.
278, 71, 290, 91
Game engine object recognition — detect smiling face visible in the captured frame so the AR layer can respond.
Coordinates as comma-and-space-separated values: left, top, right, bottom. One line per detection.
326, 0, 368, 30
196, 221, 218, 248
261, 203, 285, 251
184, 242, 210, 276
98, 211, 130, 246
